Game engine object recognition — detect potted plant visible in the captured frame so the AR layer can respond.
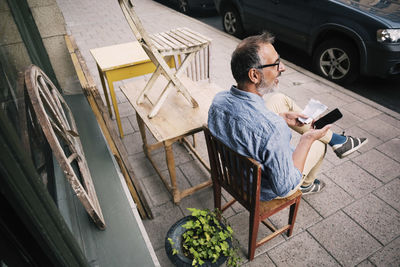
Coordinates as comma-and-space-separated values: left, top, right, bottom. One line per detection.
165, 208, 240, 267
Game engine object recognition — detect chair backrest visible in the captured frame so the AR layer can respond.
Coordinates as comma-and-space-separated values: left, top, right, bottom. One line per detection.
203, 126, 261, 211
118, 0, 153, 48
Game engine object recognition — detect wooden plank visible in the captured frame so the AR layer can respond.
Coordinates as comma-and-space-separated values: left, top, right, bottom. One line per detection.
121, 75, 222, 142
65, 35, 153, 219
172, 29, 203, 46
181, 27, 212, 42
178, 28, 209, 45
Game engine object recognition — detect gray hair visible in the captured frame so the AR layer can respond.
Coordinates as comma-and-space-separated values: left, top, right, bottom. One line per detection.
230, 32, 275, 85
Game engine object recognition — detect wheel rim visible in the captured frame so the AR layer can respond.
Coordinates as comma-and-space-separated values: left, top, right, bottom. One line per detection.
224, 11, 237, 34
319, 48, 350, 80
178, 0, 188, 13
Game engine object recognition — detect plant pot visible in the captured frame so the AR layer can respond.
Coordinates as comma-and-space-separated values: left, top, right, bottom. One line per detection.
165, 216, 232, 267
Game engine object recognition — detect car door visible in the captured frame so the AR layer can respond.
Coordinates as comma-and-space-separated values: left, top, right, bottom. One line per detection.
240, 0, 277, 34
266, 0, 315, 50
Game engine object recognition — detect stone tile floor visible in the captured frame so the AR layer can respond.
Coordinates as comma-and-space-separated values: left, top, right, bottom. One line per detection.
56, 0, 400, 265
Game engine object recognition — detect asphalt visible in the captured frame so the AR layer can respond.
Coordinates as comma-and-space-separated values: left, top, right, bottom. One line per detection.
56, 0, 400, 266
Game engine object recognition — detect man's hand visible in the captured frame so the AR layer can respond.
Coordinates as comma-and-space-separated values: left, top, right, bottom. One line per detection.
280, 112, 308, 127
302, 124, 332, 141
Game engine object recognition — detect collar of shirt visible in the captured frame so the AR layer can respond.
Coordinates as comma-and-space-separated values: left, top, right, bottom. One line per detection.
230, 86, 265, 106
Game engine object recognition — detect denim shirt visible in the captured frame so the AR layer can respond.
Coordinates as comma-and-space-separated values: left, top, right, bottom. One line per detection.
207, 86, 302, 201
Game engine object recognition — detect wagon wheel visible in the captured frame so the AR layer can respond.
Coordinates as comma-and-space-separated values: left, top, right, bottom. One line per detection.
25, 65, 106, 230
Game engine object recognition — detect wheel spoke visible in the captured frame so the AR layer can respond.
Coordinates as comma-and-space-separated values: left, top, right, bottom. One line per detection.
328, 66, 335, 77
327, 49, 335, 60
336, 65, 348, 76
337, 53, 348, 63
321, 60, 331, 66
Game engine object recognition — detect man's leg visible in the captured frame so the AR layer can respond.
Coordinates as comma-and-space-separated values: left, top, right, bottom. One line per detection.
265, 93, 367, 158
278, 140, 327, 198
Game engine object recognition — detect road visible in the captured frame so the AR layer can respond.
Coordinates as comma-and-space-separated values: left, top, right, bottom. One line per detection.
155, 1, 400, 114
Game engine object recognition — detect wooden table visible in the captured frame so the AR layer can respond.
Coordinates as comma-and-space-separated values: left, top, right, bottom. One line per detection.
90, 42, 175, 138
121, 75, 223, 203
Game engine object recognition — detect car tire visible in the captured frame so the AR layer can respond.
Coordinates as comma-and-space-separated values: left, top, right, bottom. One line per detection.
177, 0, 190, 14
313, 39, 359, 84
221, 5, 244, 38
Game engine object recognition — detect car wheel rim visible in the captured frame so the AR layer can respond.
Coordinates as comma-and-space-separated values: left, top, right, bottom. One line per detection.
178, 0, 188, 13
224, 12, 236, 34
319, 48, 350, 80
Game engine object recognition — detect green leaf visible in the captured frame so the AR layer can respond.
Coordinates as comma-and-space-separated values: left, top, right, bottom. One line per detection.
172, 248, 178, 255
167, 237, 175, 245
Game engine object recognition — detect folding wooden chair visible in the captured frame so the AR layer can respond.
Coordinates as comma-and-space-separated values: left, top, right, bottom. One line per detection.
118, 0, 211, 118
203, 126, 302, 260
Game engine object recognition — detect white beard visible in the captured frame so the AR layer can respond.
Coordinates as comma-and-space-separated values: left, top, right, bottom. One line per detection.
256, 81, 279, 96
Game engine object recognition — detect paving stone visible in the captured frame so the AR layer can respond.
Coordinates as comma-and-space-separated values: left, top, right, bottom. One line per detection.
376, 138, 400, 163
315, 92, 350, 109
127, 154, 156, 179
117, 101, 136, 118
308, 211, 382, 266
300, 80, 332, 94
303, 175, 354, 218
141, 173, 172, 207
342, 101, 382, 120
227, 211, 285, 258
116, 90, 128, 103
267, 231, 338, 267
178, 160, 210, 187
341, 126, 384, 153
324, 146, 360, 166
243, 253, 275, 267
330, 90, 357, 104
356, 259, 375, 267
319, 158, 335, 174
368, 236, 400, 266
284, 71, 315, 84
344, 194, 400, 245
375, 113, 400, 130
325, 161, 382, 199
149, 143, 195, 173
353, 149, 400, 183
178, 187, 229, 217
123, 131, 145, 155
119, 116, 135, 135
357, 118, 400, 142
127, 114, 138, 132
269, 197, 322, 235
374, 178, 400, 212
143, 202, 184, 251
334, 108, 363, 130
155, 247, 175, 267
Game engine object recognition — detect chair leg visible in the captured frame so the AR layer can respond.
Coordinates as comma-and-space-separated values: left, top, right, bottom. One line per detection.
248, 212, 259, 261
287, 196, 301, 237
213, 184, 222, 212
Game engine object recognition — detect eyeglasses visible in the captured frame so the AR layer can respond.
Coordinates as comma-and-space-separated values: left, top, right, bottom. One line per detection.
255, 56, 280, 71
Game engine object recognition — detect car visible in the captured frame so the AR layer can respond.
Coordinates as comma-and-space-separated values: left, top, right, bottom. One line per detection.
174, 0, 215, 14
213, 0, 400, 84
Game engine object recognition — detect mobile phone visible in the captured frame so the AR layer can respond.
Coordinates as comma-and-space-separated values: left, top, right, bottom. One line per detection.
314, 108, 343, 129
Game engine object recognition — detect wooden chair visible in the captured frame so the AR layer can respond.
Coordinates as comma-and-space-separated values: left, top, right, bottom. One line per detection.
203, 126, 302, 260
118, 0, 211, 118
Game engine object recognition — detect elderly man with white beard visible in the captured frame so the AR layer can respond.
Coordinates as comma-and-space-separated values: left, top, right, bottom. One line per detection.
207, 32, 368, 200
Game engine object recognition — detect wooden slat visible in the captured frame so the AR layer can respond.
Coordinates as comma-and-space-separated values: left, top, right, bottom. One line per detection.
172, 29, 203, 46
181, 27, 212, 42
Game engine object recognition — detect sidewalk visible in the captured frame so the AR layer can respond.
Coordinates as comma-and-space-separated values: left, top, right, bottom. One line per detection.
56, 0, 400, 266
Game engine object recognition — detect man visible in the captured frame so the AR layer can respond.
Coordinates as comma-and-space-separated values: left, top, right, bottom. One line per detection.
207, 32, 367, 200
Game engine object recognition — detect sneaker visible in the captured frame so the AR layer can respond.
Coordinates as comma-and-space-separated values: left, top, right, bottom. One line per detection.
300, 179, 325, 195
333, 136, 368, 159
